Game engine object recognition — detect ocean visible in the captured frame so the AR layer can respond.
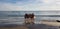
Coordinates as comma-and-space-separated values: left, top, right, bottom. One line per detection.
0, 11, 60, 24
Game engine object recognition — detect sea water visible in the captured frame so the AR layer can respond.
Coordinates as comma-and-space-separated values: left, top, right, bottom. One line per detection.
0, 17, 60, 24
0, 11, 60, 24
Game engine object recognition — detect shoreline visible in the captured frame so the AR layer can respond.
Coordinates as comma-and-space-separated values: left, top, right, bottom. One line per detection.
0, 22, 59, 29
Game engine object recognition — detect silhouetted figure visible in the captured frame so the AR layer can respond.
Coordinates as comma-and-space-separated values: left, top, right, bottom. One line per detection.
31, 13, 34, 19
24, 13, 35, 25
56, 20, 60, 22
24, 13, 28, 19
24, 13, 34, 19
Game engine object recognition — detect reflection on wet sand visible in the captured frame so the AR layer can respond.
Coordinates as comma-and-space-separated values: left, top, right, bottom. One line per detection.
0, 21, 59, 29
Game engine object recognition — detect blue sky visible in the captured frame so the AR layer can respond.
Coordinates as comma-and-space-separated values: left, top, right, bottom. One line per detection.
0, 0, 59, 11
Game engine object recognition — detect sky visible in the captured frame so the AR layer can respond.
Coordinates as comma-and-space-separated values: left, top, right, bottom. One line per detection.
0, 0, 59, 11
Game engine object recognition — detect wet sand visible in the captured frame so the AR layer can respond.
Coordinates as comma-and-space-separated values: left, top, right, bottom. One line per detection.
0, 24, 29, 29
0, 26, 28, 29
0, 20, 60, 29
41, 21, 60, 26
0, 24, 59, 29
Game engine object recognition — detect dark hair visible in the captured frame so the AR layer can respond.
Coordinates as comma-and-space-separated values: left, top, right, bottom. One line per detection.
24, 13, 34, 19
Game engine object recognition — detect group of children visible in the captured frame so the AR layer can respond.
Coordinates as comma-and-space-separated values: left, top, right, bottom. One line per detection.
24, 13, 35, 24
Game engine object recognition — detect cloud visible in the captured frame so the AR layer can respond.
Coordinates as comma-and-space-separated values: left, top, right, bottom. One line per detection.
0, 0, 58, 11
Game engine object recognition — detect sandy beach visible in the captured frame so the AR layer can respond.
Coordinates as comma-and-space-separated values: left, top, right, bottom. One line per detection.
41, 21, 60, 26
0, 24, 29, 29
0, 19, 60, 29
0, 22, 59, 29
0, 26, 28, 29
